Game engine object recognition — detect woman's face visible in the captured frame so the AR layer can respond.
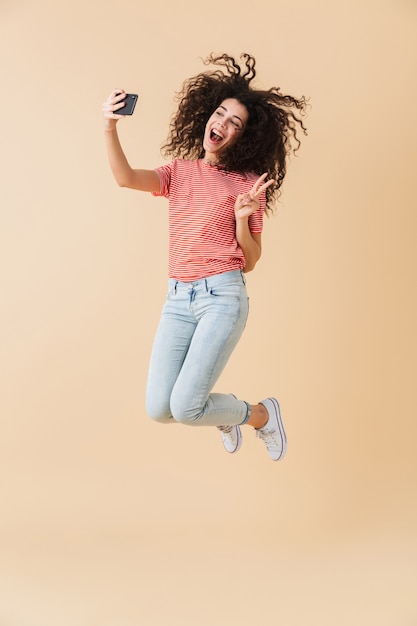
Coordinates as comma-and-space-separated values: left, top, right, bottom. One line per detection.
203, 98, 248, 161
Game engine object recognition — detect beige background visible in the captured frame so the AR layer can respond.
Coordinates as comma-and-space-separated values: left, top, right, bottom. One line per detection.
1, 0, 416, 624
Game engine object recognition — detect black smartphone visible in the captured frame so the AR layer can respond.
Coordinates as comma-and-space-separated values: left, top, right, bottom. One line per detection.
116, 93, 138, 115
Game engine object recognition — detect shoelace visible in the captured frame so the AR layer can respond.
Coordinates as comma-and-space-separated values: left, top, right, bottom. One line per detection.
256, 428, 281, 449
218, 425, 234, 434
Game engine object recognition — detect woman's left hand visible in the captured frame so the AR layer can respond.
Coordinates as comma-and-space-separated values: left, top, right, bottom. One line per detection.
234, 173, 275, 220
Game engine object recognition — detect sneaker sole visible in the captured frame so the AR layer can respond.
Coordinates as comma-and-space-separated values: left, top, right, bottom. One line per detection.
231, 425, 242, 453
260, 397, 287, 461
228, 393, 242, 453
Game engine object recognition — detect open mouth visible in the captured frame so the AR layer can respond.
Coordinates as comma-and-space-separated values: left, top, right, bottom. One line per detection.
210, 129, 224, 143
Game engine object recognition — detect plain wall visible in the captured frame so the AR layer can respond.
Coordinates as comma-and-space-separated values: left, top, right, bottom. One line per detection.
1, 0, 416, 624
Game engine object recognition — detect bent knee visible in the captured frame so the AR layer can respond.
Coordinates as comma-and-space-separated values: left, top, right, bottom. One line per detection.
170, 398, 204, 425
146, 398, 173, 424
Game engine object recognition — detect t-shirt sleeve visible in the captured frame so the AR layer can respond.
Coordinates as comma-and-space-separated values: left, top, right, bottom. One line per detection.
152, 161, 174, 197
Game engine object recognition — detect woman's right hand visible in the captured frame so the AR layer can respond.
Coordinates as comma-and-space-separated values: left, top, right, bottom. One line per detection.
102, 89, 129, 130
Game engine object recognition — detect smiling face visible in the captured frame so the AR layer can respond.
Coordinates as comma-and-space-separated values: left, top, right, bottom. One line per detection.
202, 98, 248, 162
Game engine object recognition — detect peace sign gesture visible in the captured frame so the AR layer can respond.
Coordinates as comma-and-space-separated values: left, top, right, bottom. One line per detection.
234, 173, 275, 220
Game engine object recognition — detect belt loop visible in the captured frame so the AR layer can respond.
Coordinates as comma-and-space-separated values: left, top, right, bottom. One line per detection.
174, 281, 178, 294
204, 278, 208, 292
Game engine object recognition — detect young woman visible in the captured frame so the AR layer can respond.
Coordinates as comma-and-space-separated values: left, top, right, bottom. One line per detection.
102, 53, 307, 460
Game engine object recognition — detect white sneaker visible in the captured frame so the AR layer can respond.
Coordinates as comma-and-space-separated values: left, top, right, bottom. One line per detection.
218, 424, 242, 453
256, 398, 287, 461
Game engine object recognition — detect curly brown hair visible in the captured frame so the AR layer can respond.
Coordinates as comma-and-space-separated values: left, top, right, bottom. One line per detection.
161, 52, 308, 211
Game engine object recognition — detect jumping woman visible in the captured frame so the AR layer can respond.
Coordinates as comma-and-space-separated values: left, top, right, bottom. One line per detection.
102, 53, 307, 460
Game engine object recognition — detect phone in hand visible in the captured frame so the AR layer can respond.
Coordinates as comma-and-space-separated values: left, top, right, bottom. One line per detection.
116, 93, 138, 115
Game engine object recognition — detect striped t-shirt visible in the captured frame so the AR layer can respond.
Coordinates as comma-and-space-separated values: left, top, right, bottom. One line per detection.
153, 159, 264, 281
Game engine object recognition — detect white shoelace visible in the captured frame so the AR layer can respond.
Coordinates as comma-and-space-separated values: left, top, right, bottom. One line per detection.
218, 425, 234, 434
256, 428, 280, 448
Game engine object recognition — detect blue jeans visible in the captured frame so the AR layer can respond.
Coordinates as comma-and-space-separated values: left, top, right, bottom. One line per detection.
146, 270, 250, 427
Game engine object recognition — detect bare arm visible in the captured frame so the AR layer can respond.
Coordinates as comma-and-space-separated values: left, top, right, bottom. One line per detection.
234, 173, 274, 272
235, 220, 262, 273
102, 89, 160, 192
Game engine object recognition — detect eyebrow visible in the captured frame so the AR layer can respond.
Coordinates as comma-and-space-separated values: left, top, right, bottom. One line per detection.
218, 105, 244, 125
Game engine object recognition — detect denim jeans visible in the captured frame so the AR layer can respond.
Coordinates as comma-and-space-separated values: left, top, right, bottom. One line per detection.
146, 270, 250, 427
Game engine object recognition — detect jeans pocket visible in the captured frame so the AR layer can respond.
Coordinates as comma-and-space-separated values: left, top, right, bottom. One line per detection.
209, 284, 244, 298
